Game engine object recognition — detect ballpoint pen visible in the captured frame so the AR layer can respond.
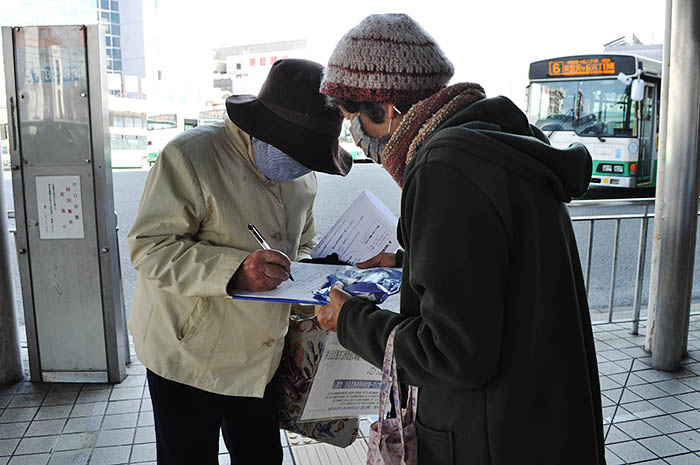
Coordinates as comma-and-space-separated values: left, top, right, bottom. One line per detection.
247, 223, 295, 281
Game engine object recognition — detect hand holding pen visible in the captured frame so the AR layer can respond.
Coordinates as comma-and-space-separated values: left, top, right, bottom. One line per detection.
227, 225, 294, 292
248, 224, 295, 281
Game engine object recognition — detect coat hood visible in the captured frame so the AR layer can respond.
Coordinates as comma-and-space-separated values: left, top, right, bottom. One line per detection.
438, 96, 592, 202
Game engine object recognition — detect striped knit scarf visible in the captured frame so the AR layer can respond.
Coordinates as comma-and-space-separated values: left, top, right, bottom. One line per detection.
381, 82, 487, 187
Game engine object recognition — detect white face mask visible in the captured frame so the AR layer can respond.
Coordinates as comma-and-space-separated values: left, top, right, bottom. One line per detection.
348, 115, 389, 164
252, 138, 311, 181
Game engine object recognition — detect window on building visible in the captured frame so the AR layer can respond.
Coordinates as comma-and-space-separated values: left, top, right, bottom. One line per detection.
111, 1, 118, 10
112, 25, 120, 35
112, 37, 120, 47
111, 12, 119, 22
105, 36, 111, 46
113, 60, 122, 71
271, 56, 277, 63
113, 49, 121, 59
236, 63, 242, 70
260, 57, 266, 66
101, 11, 109, 20
101, 0, 109, 8
157, 70, 162, 80
249, 58, 255, 66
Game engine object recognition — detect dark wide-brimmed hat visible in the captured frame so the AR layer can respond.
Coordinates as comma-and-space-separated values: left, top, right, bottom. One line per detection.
226, 59, 352, 176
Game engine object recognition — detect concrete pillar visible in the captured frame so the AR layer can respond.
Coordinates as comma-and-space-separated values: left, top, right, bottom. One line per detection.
0, 177, 23, 384
646, 0, 673, 352
652, 0, 700, 371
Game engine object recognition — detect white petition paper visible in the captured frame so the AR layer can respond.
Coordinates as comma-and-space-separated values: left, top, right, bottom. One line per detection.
300, 332, 382, 421
231, 262, 353, 304
311, 190, 399, 264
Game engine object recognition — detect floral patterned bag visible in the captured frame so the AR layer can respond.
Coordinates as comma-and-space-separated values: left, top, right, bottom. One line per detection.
277, 314, 359, 448
367, 326, 418, 465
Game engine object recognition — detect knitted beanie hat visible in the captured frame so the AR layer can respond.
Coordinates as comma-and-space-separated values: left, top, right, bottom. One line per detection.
320, 14, 454, 105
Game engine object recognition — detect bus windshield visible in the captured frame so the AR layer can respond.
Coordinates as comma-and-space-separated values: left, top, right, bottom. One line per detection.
527, 79, 637, 138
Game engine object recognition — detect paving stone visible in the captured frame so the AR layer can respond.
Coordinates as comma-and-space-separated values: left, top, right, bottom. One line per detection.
599, 376, 622, 391
604, 425, 631, 444
24, 419, 66, 437
639, 435, 689, 457
87, 445, 131, 465
635, 369, 674, 383
649, 397, 695, 414
670, 430, 700, 452
629, 383, 670, 400
62, 416, 103, 434
109, 388, 142, 402
0, 423, 28, 440
130, 442, 156, 463
133, 427, 155, 444
677, 392, 700, 409
616, 420, 661, 439
664, 453, 700, 465
35, 405, 72, 421
7, 453, 50, 465
656, 380, 697, 396
7, 395, 44, 409
47, 449, 90, 465
606, 440, 656, 463
624, 400, 666, 419
674, 411, 700, 429
53, 432, 97, 452
100, 413, 138, 430
70, 402, 107, 418
117, 375, 146, 388
41, 392, 78, 407
0, 408, 37, 423
644, 415, 693, 434
15, 383, 50, 395
105, 400, 140, 416
95, 428, 135, 447
75, 390, 111, 405
48, 384, 82, 394
136, 413, 154, 428
14, 435, 58, 455
0, 439, 19, 457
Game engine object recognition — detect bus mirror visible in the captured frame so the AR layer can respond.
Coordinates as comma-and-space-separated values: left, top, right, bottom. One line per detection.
617, 72, 633, 86
631, 78, 645, 101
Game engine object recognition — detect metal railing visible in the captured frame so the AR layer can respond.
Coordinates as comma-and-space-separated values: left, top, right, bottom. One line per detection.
569, 198, 700, 332
6, 201, 700, 332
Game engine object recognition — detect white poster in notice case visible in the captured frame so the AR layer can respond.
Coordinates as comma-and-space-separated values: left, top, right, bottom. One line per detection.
36, 175, 85, 240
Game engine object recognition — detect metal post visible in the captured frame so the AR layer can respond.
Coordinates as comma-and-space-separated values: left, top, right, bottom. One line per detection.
607, 219, 621, 323
652, 0, 700, 371
632, 207, 650, 335
646, 0, 673, 352
0, 179, 23, 384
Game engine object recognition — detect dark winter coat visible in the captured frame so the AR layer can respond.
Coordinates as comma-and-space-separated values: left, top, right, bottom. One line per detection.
337, 96, 606, 465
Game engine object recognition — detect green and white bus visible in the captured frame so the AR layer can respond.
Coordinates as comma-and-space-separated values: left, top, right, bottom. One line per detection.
146, 113, 198, 165
526, 54, 661, 188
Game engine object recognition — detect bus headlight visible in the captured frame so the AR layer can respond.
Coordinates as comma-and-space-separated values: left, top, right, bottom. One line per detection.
613, 165, 624, 173
601, 164, 613, 173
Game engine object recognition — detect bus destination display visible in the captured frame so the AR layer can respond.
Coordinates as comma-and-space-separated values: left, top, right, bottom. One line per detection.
548, 58, 615, 77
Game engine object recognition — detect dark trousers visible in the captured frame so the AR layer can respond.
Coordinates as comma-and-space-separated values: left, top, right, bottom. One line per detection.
147, 370, 282, 465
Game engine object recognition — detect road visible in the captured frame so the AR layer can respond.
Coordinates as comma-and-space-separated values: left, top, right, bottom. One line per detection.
4, 165, 700, 325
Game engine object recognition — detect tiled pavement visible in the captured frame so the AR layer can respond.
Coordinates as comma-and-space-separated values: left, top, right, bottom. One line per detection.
0, 316, 699, 464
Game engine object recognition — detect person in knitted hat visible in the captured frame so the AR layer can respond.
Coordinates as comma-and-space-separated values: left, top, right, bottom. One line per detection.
317, 14, 606, 465
128, 59, 351, 465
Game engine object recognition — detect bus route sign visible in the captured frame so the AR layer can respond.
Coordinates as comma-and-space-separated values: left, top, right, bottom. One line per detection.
528, 55, 638, 80
548, 58, 616, 77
